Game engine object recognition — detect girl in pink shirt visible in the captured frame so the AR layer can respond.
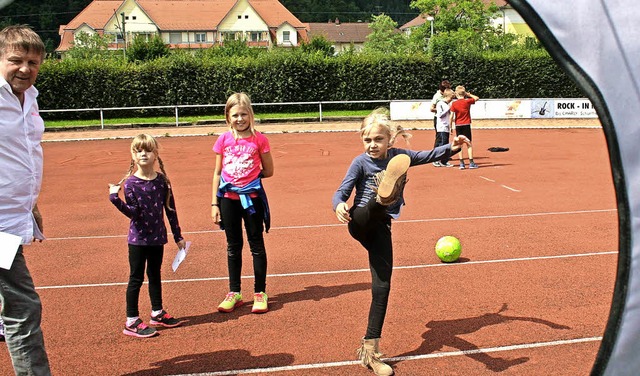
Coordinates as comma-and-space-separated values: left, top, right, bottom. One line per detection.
211, 93, 274, 314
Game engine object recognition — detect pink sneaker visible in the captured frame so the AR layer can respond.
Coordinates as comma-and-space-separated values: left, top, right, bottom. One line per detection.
123, 319, 158, 338
150, 310, 182, 328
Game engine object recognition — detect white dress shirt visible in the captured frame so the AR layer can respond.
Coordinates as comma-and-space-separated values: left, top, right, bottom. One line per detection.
0, 76, 45, 244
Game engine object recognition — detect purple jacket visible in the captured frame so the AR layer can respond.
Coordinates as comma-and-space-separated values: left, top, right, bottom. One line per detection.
109, 174, 183, 245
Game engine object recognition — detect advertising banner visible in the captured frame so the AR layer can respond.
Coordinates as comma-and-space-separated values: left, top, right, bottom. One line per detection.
389, 101, 433, 120
390, 98, 597, 120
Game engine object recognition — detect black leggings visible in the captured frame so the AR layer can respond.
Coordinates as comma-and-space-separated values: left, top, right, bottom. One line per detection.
348, 198, 393, 339
220, 197, 267, 293
126, 244, 164, 317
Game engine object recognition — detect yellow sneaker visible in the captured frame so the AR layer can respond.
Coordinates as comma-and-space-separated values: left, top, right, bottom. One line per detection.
251, 292, 268, 314
218, 292, 243, 313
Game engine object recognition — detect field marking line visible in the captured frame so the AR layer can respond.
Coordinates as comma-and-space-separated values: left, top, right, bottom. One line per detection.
479, 175, 521, 192
45, 208, 617, 241
165, 336, 603, 376
501, 184, 521, 192
37, 251, 617, 290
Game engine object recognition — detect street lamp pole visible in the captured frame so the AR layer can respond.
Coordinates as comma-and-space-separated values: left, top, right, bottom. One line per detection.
121, 12, 126, 58
427, 16, 434, 38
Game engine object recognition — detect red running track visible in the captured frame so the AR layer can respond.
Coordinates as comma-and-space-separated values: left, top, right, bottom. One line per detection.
0, 128, 617, 375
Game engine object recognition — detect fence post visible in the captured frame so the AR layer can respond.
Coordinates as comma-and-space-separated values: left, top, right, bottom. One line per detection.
100, 109, 104, 129
319, 102, 323, 122
175, 107, 179, 127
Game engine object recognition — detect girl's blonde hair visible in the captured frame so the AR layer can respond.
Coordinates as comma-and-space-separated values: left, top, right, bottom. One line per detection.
225, 92, 256, 139
359, 108, 412, 146
116, 134, 175, 211
455, 85, 467, 97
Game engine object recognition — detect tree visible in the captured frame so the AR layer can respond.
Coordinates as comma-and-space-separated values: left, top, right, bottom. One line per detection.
408, 0, 536, 59
410, 0, 500, 34
300, 35, 335, 56
363, 13, 408, 54
65, 31, 111, 60
126, 35, 170, 62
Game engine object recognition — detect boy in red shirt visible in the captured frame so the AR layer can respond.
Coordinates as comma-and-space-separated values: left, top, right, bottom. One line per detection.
450, 86, 480, 169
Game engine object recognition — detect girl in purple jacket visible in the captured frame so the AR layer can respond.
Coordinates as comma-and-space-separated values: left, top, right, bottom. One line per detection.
109, 134, 186, 338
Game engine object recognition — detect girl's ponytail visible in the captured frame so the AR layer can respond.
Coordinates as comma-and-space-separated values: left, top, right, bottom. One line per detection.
158, 156, 175, 212
115, 159, 135, 186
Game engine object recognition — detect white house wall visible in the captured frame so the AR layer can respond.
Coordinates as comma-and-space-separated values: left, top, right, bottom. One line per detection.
75, 24, 95, 36
337, 42, 363, 53
183, 31, 216, 43
120, 4, 157, 34
219, 0, 269, 39
493, 8, 533, 36
100, 0, 158, 40
277, 23, 297, 46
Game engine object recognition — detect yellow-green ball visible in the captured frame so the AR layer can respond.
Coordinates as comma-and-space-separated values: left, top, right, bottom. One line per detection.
435, 236, 462, 263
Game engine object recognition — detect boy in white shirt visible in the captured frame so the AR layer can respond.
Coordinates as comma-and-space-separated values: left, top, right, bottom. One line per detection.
433, 89, 456, 167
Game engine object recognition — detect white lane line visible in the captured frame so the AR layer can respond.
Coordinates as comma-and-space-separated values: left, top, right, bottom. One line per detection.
501, 184, 521, 192
480, 175, 521, 192
166, 336, 603, 376
45, 209, 617, 241
37, 251, 617, 290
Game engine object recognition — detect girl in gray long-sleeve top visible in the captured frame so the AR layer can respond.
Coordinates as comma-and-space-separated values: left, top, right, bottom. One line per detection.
332, 109, 469, 375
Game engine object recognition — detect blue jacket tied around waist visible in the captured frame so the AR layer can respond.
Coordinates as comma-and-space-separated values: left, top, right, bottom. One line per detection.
217, 176, 271, 232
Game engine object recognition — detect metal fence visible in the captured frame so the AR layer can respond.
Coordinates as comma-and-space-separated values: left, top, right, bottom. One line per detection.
39, 100, 391, 129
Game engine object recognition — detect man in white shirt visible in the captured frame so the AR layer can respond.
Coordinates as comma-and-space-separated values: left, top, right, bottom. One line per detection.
0, 25, 51, 376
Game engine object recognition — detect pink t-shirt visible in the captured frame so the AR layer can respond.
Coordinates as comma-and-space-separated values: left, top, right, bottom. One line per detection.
213, 131, 271, 199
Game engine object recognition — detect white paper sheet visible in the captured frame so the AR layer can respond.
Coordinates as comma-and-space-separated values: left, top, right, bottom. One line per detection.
0, 232, 22, 270
171, 241, 191, 272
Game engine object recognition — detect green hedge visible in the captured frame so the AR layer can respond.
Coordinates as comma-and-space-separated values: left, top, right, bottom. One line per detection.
36, 50, 583, 118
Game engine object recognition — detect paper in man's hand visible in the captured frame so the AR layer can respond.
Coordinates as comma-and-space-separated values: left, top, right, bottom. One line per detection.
172, 241, 191, 272
0, 232, 22, 270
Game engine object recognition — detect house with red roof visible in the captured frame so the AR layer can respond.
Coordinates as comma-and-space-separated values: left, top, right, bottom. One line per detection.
400, 0, 533, 37
56, 0, 308, 55
306, 19, 371, 54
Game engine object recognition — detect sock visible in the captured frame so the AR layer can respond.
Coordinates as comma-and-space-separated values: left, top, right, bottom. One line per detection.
126, 316, 139, 327
151, 309, 164, 317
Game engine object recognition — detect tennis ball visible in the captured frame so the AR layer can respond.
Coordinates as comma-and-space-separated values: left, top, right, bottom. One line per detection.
435, 236, 462, 263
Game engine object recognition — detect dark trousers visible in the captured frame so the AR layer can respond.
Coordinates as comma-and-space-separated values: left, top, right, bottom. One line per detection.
0, 246, 51, 375
348, 198, 393, 339
126, 244, 164, 317
220, 197, 267, 293
435, 131, 451, 163
433, 116, 438, 148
